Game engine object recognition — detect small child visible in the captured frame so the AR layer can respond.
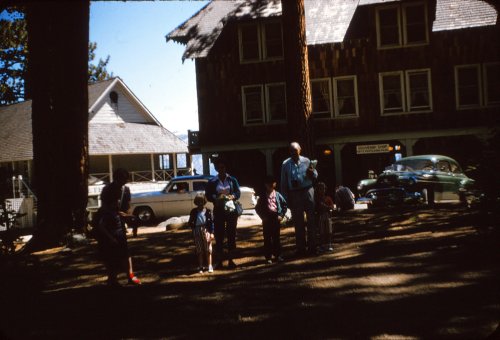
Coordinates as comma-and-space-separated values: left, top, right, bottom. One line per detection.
315, 182, 334, 252
255, 175, 288, 264
188, 193, 214, 273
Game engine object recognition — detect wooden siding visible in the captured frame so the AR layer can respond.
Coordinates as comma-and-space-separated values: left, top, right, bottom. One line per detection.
194, 4, 499, 148
89, 85, 154, 125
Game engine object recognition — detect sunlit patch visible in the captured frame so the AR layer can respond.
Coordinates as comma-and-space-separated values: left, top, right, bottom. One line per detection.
335, 248, 363, 260
372, 334, 418, 339
237, 313, 270, 323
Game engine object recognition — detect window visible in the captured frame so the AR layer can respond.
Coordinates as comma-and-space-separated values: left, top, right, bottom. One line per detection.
168, 181, 189, 193
376, 2, 428, 49
455, 65, 481, 108
311, 79, 332, 119
192, 181, 207, 191
484, 63, 500, 105
239, 24, 260, 62
242, 85, 265, 124
406, 69, 432, 112
263, 22, 283, 59
242, 83, 286, 125
239, 21, 283, 63
266, 83, 286, 122
379, 72, 404, 114
311, 76, 358, 119
334, 76, 358, 117
379, 69, 432, 115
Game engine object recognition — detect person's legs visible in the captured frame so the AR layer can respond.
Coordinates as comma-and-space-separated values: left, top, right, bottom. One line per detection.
270, 216, 281, 259
304, 187, 317, 254
262, 219, 272, 261
213, 210, 225, 267
289, 192, 306, 254
226, 213, 238, 267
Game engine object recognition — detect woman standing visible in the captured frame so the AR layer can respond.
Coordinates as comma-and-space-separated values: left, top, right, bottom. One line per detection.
205, 158, 241, 269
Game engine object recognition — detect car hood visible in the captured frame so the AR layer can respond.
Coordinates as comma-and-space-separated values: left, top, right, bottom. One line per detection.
131, 190, 165, 198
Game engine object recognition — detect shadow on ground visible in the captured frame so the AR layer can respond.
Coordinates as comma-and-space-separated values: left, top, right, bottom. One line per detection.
0, 206, 499, 339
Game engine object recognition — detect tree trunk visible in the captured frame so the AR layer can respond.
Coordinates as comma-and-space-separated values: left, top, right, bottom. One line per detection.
282, 0, 315, 157
25, 1, 89, 251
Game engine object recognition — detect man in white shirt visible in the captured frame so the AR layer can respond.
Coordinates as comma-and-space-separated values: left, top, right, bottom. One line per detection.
280, 142, 318, 256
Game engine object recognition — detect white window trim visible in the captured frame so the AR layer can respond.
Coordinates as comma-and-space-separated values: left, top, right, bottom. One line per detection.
241, 85, 265, 125
238, 23, 262, 64
265, 82, 287, 124
261, 20, 284, 62
402, 2, 429, 47
454, 64, 482, 110
333, 75, 359, 118
239, 21, 283, 64
310, 78, 333, 119
376, 4, 402, 50
405, 68, 433, 113
379, 71, 406, 116
483, 62, 500, 106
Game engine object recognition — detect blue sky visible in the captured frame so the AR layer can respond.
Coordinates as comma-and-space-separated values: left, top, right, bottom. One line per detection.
90, 1, 209, 135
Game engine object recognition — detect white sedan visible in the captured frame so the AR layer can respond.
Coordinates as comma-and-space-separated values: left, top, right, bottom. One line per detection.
130, 175, 257, 224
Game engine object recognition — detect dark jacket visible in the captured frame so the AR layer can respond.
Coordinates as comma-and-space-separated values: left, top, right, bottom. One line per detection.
255, 190, 288, 220
205, 174, 241, 203
188, 207, 214, 233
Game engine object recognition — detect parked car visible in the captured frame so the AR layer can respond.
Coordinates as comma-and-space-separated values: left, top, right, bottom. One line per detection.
129, 175, 257, 224
357, 155, 475, 207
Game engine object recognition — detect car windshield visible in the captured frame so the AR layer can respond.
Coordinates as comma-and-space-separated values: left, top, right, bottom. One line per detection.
387, 159, 435, 171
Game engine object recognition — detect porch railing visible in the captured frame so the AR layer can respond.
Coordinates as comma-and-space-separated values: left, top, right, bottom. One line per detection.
90, 168, 193, 183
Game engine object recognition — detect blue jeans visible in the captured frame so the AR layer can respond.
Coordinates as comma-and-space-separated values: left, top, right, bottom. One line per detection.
287, 186, 316, 253
213, 208, 238, 262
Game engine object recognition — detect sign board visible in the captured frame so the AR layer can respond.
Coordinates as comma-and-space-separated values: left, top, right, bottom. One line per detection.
356, 144, 390, 154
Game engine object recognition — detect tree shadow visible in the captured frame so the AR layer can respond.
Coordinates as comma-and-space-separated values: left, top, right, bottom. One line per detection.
1, 206, 498, 339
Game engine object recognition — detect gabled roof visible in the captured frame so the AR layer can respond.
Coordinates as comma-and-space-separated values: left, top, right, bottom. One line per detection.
0, 79, 188, 163
167, 0, 498, 60
89, 122, 187, 155
433, 0, 498, 31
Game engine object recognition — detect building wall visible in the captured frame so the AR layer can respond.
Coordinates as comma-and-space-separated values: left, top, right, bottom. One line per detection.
193, 2, 499, 190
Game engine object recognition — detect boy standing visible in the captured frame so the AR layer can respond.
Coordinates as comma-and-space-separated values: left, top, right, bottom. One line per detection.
256, 175, 288, 264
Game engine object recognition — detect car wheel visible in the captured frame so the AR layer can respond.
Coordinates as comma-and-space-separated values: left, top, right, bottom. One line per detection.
134, 206, 155, 225
421, 188, 434, 206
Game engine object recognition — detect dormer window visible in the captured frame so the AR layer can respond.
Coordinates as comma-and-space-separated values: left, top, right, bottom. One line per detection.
238, 20, 283, 63
376, 2, 428, 49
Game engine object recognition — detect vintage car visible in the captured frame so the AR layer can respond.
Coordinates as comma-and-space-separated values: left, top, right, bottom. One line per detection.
129, 175, 257, 223
356, 155, 475, 207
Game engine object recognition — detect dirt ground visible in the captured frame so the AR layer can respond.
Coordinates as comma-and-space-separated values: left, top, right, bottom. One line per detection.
0, 205, 499, 339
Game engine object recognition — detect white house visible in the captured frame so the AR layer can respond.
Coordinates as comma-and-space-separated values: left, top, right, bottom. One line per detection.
0, 77, 190, 186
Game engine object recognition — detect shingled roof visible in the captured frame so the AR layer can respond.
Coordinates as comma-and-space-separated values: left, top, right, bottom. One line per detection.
167, 0, 497, 60
0, 80, 187, 163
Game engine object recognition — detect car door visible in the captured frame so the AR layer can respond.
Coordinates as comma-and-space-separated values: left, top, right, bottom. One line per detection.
163, 180, 192, 217
435, 160, 459, 201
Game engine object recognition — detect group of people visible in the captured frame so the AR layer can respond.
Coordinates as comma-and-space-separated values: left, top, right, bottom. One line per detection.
178, 141, 357, 276
93, 142, 356, 285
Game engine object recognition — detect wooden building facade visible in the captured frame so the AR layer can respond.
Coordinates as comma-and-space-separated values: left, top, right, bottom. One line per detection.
168, 0, 499, 190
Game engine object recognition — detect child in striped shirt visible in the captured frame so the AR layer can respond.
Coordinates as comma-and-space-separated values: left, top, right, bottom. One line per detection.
188, 193, 215, 273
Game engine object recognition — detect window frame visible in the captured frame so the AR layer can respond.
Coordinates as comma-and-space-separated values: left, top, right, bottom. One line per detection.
454, 64, 482, 110
265, 82, 287, 123
238, 20, 283, 64
379, 71, 405, 115
376, 2, 428, 50
402, 2, 429, 46
405, 68, 433, 113
310, 78, 333, 119
261, 20, 284, 61
242, 85, 265, 125
238, 23, 262, 64
376, 4, 401, 49
333, 75, 359, 118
